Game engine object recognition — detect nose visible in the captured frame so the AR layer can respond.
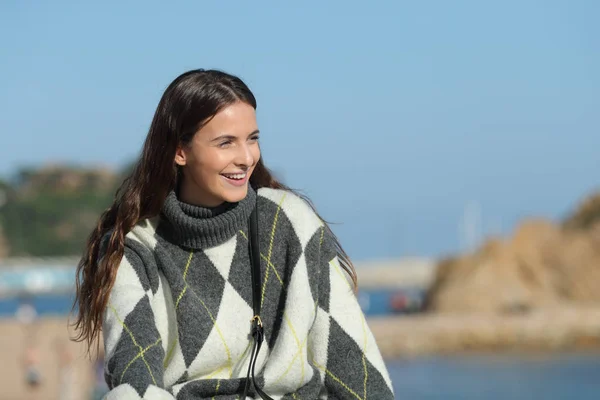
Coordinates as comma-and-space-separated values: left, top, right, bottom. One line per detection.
234, 142, 255, 168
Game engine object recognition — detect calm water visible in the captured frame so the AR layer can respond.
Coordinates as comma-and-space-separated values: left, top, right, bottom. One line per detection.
388, 352, 600, 399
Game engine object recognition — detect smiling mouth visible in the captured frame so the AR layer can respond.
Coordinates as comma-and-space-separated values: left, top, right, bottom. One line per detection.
221, 172, 247, 180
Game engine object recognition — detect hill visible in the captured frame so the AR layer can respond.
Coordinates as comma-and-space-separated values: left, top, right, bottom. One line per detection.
425, 190, 600, 313
0, 164, 125, 258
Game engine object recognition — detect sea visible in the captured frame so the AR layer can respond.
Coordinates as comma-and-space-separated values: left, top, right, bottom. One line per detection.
388, 352, 600, 399
2, 293, 600, 399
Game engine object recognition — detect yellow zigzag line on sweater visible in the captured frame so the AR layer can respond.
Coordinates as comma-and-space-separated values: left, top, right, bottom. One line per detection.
331, 258, 369, 400
201, 340, 252, 381
164, 251, 234, 378
261, 193, 287, 308
196, 292, 233, 377
261, 254, 283, 284
239, 230, 284, 285
242, 195, 330, 391
240, 225, 304, 385
275, 225, 326, 386
283, 311, 306, 383
212, 379, 221, 400
108, 302, 158, 386
314, 226, 325, 313
240, 215, 311, 387
319, 226, 325, 248
273, 330, 309, 386
164, 251, 194, 367
120, 337, 162, 383
309, 348, 363, 400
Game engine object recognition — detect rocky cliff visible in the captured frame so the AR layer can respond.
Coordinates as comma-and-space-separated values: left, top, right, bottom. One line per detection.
425, 191, 600, 313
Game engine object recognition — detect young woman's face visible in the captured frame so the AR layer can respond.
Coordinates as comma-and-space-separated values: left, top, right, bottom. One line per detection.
175, 101, 260, 207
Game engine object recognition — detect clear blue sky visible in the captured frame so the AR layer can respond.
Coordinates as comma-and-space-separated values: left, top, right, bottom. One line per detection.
1, 1, 598, 261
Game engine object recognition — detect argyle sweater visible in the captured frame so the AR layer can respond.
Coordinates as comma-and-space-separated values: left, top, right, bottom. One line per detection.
101, 187, 394, 399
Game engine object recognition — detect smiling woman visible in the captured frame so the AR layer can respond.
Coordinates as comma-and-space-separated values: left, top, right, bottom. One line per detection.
72, 69, 394, 399
174, 102, 261, 207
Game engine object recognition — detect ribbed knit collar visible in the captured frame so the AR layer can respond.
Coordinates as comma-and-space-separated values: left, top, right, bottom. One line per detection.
160, 186, 256, 249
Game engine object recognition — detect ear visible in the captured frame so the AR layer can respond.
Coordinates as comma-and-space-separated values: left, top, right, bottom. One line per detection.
174, 145, 187, 166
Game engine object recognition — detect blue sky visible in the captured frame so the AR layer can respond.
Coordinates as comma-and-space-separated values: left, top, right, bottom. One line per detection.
1, 1, 598, 260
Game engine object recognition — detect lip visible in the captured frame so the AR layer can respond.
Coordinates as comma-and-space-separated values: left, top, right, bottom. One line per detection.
221, 173, 248, 187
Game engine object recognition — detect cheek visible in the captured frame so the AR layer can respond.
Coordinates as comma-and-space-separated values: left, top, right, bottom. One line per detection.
252, 146, 261, 164
196, 152, 228, 175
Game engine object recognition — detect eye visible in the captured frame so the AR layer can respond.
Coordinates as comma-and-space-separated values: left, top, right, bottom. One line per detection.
218, 140, 232, 148
250, 135, 260, 142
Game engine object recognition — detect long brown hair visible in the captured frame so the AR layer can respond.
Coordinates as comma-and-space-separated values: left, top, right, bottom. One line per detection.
72, 69, 357, 352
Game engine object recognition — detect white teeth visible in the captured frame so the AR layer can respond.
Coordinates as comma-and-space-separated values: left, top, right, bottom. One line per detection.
223, 173, 246, 180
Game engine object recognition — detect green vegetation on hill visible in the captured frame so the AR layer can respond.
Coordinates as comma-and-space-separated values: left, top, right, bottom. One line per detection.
0, 165, 125, 257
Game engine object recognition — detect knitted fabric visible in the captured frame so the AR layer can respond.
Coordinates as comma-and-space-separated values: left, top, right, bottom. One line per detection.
101, 187, 394, 399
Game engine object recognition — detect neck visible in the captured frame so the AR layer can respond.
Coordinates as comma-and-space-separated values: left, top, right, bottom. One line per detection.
177, 183, 224, 208
160, 186, 257, 249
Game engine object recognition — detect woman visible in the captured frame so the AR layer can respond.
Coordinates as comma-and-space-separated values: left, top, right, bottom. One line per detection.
74, 69, 394, 399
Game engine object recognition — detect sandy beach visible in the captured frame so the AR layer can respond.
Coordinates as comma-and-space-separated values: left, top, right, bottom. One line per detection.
369, 305, 600, 358
0, 318, 99, 400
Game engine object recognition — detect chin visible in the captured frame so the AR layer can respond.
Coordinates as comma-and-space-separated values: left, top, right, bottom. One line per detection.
221, 185, 248, 204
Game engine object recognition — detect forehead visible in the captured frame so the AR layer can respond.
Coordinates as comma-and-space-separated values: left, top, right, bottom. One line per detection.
199, 102, 257, 137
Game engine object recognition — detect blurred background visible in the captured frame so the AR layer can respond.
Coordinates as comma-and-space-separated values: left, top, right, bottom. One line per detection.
1, 1, 599, 399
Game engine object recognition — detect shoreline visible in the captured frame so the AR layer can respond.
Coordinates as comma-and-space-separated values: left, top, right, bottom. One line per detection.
367, 305, 600, 360
2, 305, 600, 398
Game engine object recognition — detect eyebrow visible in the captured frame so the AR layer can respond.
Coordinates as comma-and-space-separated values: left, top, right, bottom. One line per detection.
211, 130, 260, 142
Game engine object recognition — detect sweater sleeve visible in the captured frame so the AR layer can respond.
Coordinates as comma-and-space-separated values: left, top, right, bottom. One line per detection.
101, 243, 175, 400
307, 228, 395, 399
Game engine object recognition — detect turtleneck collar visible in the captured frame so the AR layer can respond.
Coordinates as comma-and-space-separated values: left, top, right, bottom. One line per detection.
160, 186, 256, 250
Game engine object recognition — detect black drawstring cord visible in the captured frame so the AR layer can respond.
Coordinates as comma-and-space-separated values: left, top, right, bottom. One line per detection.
241, 203, 273, 400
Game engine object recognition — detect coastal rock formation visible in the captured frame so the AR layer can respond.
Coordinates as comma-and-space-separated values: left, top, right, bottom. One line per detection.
564, 191, 600, 231
425, 192, 600, 313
